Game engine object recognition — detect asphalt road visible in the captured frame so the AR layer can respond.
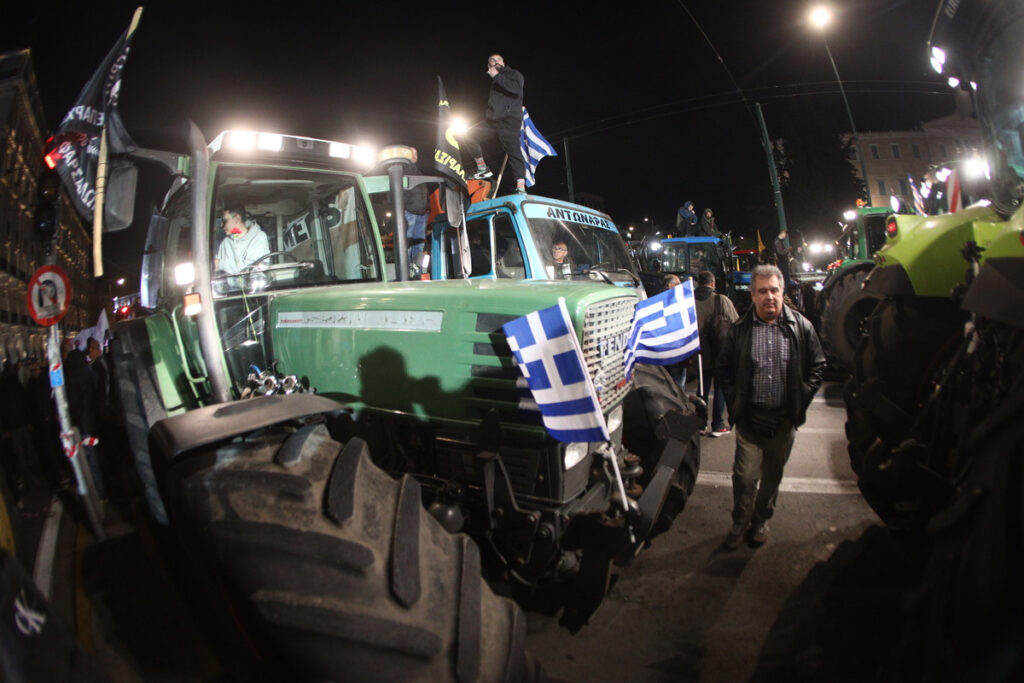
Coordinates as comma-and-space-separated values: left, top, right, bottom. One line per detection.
525, 381, 923, 682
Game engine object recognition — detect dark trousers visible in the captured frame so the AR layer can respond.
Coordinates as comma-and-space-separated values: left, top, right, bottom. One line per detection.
732, 419, 796, 527
699, 357, 728, 430
462, 118, 526, 182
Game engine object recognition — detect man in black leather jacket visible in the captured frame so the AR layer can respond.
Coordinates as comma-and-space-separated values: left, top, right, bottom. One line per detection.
716, 265, 825, 549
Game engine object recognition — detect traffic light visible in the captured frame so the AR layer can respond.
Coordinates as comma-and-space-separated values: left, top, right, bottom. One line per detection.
33, 165, 61, 242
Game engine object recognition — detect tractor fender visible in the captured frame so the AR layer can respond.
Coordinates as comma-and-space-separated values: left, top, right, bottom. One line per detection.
149, 394, 345, 467
863, 263, 916, 298
961, 257, 1024, 328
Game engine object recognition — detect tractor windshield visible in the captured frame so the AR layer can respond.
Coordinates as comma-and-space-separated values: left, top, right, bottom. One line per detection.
210, 166, 380, 296
974, 14, 1024, 215
522, 203, 636, 282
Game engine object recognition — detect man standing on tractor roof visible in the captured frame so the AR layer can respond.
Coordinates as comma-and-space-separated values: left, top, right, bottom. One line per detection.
677, 200, 698, 235
717, 265, 825, 549
462, 54, 528, 195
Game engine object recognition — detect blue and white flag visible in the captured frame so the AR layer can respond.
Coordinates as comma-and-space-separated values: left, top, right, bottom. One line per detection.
503, 300, 609, 443
519, 107, 557, 188
624, 280, 700, 379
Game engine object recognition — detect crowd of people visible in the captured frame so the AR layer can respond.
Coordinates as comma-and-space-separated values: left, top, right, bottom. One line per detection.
0, 335, 120, 510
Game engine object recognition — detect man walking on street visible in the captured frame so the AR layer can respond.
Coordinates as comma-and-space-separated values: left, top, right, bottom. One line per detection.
695, 270, 738, 436
462, 54, 528, 194
717, 265, 825, 549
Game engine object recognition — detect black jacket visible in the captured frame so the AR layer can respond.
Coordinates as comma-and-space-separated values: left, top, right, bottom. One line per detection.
487, 65, 524, 121
716, 304, 825, 428
402, 163, 429, 215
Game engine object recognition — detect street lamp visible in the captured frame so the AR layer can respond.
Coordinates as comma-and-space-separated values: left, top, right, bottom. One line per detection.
808, 5, 872, 205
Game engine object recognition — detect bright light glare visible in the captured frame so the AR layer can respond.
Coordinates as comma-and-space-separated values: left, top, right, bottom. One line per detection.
650, 241, 662, 252
116, 277, 126, 286
809, 243, 823, 254
175, 262, 196, 286
947, 77, 960, 88
890, 195, 902, 212
935, 167, 953, 182
329, 142, 351, 159
802, 262, 813, 272
257, 133, 283, 151
808, 5, 832, 29
964, 157, 989, 179
352, 145, 375, 167
227, 131, 256, 150
843, 209, 856, 221
450, 117, 469, 136
930, 46, 946, 74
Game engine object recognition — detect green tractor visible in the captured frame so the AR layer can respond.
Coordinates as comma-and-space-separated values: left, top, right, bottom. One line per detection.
843, 0, 1024, 674
816, 206, 890, 370
110, 126, 701, 678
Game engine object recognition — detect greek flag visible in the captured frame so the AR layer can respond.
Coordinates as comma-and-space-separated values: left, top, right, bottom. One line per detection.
624, 280, 700, 379
520, 108, 557, 188
503, 300, 609, 443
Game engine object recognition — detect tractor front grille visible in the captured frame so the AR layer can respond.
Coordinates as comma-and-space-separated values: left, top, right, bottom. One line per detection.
581, 295, 635, 410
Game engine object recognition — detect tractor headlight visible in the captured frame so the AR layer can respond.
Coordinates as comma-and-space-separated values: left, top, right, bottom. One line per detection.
174, 262, 195, 286
564, 443, 589, 470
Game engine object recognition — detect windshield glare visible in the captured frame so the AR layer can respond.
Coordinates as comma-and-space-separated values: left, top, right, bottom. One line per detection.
210, 167, 380, 297
975, 16, 1024, 215
526, 217, 636, 282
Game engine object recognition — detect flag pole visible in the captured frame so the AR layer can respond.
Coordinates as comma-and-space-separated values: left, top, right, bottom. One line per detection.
92, 127, 107, 277
492, 154, 509, 200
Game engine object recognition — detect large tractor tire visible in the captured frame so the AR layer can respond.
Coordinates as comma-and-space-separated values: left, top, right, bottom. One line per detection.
164, 422, 539, 682
900, 331, 1024, 679
819, 269, 877, 370
844, 297, 963, 523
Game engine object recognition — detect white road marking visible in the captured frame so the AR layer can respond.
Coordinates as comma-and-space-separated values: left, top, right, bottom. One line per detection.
33, 497, 64, 600
696, 471, 861, 495
794, 426, 847, 435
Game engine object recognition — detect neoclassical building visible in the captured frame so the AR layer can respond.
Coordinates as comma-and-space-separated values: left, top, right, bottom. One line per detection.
0, 49, 95, 362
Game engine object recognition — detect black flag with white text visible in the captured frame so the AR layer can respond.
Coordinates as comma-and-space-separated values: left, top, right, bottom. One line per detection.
432, 77, 467, 192
48, 8, 141, 222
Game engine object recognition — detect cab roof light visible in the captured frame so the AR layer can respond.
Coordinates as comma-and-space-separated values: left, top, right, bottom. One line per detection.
226, 131, 256, 150
352, 145, 375, 166
329, 142, 351, 159
257, 133, 283, 151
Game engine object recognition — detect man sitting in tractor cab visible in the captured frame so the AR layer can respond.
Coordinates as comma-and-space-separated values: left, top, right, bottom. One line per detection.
215, 205, 271, 274
547, 239, 574, 279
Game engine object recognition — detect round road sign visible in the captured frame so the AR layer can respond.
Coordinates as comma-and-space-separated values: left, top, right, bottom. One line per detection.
27, 265, 72, 327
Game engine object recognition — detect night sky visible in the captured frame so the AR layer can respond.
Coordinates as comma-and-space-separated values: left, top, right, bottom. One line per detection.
3, 0, 952, 278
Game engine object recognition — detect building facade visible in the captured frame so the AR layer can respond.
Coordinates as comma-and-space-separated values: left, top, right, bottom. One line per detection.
847, 112, 983, 208
0, 49, 96, 363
